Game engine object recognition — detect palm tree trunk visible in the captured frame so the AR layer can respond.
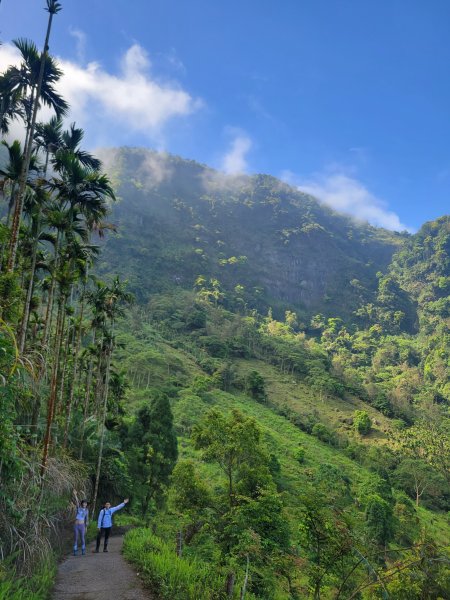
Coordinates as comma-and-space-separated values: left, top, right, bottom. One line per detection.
93, 334, 106, 416
7, 7, 59, 272
40, 290, 66, 477
41, 231, 60, 352
92, 337, 113, 516
63, 293, 85, 447
79, 329, 96, 460
0, 183, 16, 270
57, 322, 72, 415
51, 297, 66, 425
30, 379, 41, 446
18, 211, 42, 352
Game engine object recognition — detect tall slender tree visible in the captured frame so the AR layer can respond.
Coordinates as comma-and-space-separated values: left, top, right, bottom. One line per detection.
7, 1, 64, 271
91, 278, 132, 513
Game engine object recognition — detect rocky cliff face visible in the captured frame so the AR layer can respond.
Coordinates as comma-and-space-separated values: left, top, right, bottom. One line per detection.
99, 147, 404, 320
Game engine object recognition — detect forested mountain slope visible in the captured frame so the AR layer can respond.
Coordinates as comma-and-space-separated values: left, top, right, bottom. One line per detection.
94, 147, 450, 597
2, 139, 449, 599
98, 147, 405, 322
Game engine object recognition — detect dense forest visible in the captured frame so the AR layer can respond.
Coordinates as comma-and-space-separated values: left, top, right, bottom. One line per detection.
1, 3, 450, 599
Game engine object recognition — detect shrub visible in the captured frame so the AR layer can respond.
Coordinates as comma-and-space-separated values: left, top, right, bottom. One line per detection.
0, 559, 56, 600
293, 445, 305, 463
245, 370, 267, 402
123, 528, 227, 599
392, 419, 406, 431
311, 423, 333, 444
353, 410, 372, 435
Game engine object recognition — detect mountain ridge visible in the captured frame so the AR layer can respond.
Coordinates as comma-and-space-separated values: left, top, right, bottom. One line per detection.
98, 146, 411, 323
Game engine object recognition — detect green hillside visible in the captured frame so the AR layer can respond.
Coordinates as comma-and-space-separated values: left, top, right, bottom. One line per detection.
114, 286, 450, 598
94, 148, 449, 598
1, 142, 449, 600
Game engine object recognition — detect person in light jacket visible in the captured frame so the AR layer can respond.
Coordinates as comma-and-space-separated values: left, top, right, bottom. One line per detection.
95, 498, 129, 553
73, 499, 89, 556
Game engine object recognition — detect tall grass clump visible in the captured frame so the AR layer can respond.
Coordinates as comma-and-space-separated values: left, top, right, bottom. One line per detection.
0, 449, 88, 575
124, 528, 237, 600
0, 559, 56, 600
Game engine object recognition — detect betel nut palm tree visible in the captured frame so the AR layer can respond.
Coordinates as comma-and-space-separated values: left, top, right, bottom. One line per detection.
7, 0, 64, 272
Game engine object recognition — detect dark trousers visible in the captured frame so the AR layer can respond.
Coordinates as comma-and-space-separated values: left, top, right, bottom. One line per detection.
96, 526, 111, 550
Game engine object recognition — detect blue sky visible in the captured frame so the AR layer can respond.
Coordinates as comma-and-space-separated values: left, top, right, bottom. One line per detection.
1, 0, 450, 231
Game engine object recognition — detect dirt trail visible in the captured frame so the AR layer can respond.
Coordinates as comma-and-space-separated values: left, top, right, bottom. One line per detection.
52, 534, 152, 600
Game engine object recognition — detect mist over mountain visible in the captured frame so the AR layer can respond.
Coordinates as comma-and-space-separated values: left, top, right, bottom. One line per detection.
98, 147, 410, 323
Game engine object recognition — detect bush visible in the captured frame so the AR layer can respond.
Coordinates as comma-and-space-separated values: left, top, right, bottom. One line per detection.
123, 528, 227, 599
293, 445, 305, 463
0, 559, 56, 600
245, 370, 267, 402
353, 410, 372, 435
311, 423, 333, 444
392, 419, 406, 431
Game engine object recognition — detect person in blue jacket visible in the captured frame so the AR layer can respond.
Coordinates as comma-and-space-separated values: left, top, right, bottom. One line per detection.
95, 498, 129, 553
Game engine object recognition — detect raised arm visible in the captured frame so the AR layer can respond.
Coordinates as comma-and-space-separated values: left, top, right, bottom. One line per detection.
110, 498, 129, 514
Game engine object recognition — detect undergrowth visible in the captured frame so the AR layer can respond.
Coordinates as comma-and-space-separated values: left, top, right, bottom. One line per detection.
123, 528, 250, 600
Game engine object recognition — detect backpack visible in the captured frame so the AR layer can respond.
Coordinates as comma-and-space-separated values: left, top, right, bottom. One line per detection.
99, 508, 112, 527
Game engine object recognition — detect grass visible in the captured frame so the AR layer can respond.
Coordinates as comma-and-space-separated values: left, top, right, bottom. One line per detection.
415, 506, 450, 548
175, 386, 450, 549
117, 313, 450, 572
123, 528, 238, 600
0, 559, 56, 600
234, 357, 393, 442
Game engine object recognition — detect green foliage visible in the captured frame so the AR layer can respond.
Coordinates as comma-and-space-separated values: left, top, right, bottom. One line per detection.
245, 370, 267, 402
126, 392, 178, 515
299, 491, 354, 598
365, 494, 394, 547
311, 422, 333, 444
353, 410, 372, 435
123, 528, 228, 600
169, 460, 211, 517
192, 408, 269, 506
393, 458, 449, 509
377, 540, 450, 599
0, 559, 56, 600
0, 325, 21, 479
0, 273, 22, 324
293, 445, 305, 464
173, 392, 208, 435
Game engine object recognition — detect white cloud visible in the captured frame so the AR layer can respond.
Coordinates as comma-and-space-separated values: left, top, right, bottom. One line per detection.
0, 42, 202, 145
69, 28, 87, 64
295, 170, 412, 232
60, 44, 201, 135
0, 43, 20, 71
136, 150, 174, 186
96, 147, 174, 187
221, 131, 252, 174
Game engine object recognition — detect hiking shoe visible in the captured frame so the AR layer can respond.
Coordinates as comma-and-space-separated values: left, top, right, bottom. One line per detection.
103, 549, 108, 552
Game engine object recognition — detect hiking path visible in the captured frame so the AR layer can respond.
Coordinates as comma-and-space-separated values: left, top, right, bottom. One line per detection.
52, 533, 152, 600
